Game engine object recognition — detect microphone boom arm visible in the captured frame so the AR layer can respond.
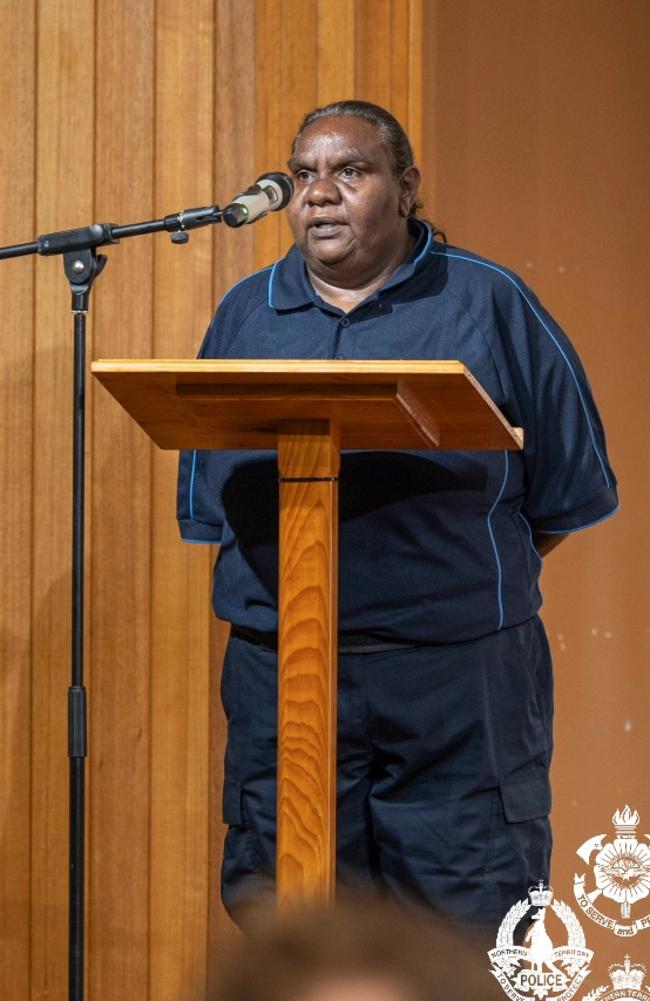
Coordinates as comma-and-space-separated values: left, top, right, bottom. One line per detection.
0, 203, 224, 261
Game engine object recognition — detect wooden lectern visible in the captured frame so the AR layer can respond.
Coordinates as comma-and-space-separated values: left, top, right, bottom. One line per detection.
92, 358, 523, 908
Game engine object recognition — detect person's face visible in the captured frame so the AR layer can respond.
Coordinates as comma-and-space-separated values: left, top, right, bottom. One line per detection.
286, 116, 420, 283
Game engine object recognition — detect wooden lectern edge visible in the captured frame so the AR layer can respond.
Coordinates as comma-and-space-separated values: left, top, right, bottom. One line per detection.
459, 367, 524, 449
91, 358, 469, 375
395, 380, 440, 447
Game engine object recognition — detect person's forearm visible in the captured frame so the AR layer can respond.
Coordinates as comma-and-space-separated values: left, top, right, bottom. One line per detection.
533, 532, 569, 557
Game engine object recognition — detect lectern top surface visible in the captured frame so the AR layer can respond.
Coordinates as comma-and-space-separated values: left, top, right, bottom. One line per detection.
91, 358, 523, 452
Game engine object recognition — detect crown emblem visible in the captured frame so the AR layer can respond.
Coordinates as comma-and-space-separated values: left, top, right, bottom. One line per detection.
612, 805, 640, 837
529, 881, 553, 908
608, 954, 646, 992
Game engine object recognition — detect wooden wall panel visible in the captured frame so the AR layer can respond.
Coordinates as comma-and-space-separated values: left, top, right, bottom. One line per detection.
90, 2, 155, 998
355, 0, 394, 109
214, 0, 257, 301
0, 1, 35, 996
31, 3, 96, 998
254, 0, 285, 265
317, 0, 355, 105
406, 0, 423, 167
208, 0, 260, 981
149, 2, 215, 999
0, 4, 423, 999
280, 0, 319, 185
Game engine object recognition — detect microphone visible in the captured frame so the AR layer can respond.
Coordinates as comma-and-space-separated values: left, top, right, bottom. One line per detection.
222, 172, 294, 228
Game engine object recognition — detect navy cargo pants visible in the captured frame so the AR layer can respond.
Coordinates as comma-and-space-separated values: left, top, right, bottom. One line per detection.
220, 616, 553, 933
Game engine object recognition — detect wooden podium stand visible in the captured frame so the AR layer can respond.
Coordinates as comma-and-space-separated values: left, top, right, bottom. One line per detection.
92, 358, 523, 908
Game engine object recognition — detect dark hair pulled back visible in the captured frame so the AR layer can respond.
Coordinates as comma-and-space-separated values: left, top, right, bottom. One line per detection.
292, 99, 416, 178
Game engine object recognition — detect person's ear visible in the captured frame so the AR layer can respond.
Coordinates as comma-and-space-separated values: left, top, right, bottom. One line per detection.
399, 165, 421, 217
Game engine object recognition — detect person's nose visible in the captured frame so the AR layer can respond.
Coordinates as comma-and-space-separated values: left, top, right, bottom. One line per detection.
305, 175, 341, 205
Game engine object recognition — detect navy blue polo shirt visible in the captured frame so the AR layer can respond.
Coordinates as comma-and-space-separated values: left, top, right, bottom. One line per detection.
177, 221, 618, 643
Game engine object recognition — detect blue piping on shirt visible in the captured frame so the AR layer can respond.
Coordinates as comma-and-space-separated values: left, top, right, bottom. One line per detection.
487, 451, 509, 631
517, 512, 543, 564
534, 503, 620, 535
268, 261, 279, 308
430, 250, 612, 489
412, 224, 434, 267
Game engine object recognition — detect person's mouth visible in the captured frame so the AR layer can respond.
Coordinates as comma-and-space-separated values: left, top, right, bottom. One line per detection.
307, 216, 346, 237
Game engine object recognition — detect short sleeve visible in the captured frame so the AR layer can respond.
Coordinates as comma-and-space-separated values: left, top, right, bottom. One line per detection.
177, 448, 223, 544
176, 313, 224, 544
516, 290, 618, 534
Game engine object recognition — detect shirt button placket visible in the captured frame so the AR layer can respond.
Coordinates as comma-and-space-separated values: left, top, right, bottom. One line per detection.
334, 315, 351, 359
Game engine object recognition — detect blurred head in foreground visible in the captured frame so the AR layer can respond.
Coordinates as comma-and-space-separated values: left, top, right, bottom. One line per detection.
212, 895, 502, 1001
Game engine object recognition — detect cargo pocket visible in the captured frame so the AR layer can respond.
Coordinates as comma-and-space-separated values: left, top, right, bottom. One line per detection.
500, 773, 551, 823
498, 772, 552, 891
221, 776, 270, 918
478, 773, 552, 927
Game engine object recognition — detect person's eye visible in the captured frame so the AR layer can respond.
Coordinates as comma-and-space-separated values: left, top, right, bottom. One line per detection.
340, 166, 361, 179
294, 169, 314, 183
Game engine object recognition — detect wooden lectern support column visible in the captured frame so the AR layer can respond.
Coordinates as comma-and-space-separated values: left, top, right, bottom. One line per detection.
92, 359, 523, 910
277, 420, 340, 905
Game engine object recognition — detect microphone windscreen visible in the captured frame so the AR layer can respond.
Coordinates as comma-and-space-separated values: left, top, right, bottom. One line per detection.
256, 172, 294, 208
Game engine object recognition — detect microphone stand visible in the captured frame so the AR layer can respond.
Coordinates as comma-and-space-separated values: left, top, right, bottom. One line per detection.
0, 203, 223, 1001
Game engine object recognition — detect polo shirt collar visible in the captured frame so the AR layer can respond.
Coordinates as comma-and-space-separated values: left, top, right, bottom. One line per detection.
268, 219, 434, 311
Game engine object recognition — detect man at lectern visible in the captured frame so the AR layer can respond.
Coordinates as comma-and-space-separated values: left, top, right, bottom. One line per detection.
177, 101, 618, 933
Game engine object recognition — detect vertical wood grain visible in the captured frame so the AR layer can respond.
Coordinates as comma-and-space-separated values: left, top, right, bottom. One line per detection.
317, 0, 355, 105
390, 0, 410, 127
149, 3, 215, 999
254, 0, 284, 268
281, 0, 319, 152
90, 2, 154, 998
354, 1, 422, 160
419, 0, 437, 219
31, 3, 95, 998
0, 1, 35, 997
277, 422, 340, 906
407, 0, 423, 163
355, 0, 393, 107
276, 0, 319, 257
209, 0, 259, 980
0, 3, 427, 997
214, 0, 257, 300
